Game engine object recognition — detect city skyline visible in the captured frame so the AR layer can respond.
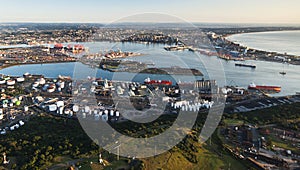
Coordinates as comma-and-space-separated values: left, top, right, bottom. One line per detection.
0, 0, 300, 24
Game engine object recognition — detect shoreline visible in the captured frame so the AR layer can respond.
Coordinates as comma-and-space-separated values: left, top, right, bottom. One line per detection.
209, 29, 300, 65
0, 60, 77, 70
0, 60, 298, 97
1, 28, 300, 73
225, 30, 300, 56
223, 29, 300, 38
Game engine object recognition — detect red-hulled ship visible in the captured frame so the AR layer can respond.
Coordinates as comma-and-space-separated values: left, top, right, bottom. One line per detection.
248, 83, 281, 92
144, 77, 172, 86
73, 44, 84, 50
54, 43, 64, 49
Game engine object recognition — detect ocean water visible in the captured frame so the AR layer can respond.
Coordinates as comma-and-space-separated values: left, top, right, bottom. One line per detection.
227, 30, 300, 56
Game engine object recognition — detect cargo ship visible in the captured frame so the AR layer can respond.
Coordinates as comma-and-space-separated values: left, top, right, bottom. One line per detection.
144, 77, 172, 86
235, 63, 256, 69
54, 43, 64, 49
248, 83, 281, 92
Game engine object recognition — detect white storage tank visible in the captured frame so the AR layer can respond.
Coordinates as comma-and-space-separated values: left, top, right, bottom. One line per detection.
110, 110, 114, 116
7, 80, 16, 86
59, 107, 64, 115
48, 105, 57, 112
39, 78, 46, 85
64, 109, 70, 115
104, 110, 109, 115
0, 79, 6, 85
56, 101, 64, 107
10, 126, 15, 131
16, 77, 25, 83
115, 111, 120, 117
84, 106, 90, 113
19, 120, 25, 126
72, 105, 79, 112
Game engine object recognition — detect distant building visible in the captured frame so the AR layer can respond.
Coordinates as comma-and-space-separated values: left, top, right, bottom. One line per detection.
177, 79, 218, 94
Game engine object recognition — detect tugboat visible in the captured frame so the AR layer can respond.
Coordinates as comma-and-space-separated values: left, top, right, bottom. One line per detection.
279, 71, 286, 75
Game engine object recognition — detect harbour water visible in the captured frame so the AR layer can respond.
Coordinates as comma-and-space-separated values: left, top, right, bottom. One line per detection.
1, 36, 300, 96
227, 30, 300, 56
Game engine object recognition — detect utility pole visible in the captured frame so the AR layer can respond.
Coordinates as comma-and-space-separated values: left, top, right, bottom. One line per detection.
113, 143, 121, 161
116, 145, 120, 161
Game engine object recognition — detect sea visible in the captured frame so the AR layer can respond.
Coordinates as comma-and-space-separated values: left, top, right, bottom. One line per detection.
1, 31, 300, 96
226, 30, 300, 56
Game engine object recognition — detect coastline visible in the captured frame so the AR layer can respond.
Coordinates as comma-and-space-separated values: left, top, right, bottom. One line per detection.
223, 29, 300, 38
211, 29, 300, 65
0, 60, 77, 70
1, 28, 300, 72
225, 30, 300, 55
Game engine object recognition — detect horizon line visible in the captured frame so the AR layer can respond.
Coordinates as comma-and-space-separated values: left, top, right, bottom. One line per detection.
1, 21, 300, 25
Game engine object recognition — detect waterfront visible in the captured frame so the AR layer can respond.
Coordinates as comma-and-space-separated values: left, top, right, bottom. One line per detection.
1, 41, 300, 96
227, 30, 300, 56
0, 21, 299, 170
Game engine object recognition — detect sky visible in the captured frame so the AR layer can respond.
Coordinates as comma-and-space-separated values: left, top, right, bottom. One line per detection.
0, 0, 300, 24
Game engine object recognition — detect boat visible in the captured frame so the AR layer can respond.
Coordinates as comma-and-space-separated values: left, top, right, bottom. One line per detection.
164, 45, 187, 51
279, 63, 287, 75
144, 77, 172, 86
248, 83, 281, 92
235, 63, 256, 68
234, 58, 245, 61
73, 44, 85, 50
279, 71, 286, 75
58, 75, 71, 80
54, 43, 64, 49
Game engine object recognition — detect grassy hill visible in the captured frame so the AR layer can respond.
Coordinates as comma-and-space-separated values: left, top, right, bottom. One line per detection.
4, 102, 293, 169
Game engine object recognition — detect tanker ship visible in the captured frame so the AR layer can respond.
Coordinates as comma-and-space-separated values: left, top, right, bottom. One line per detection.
248, 83, 281, 92
235, 63, 256, 69
144, 77, 172, 86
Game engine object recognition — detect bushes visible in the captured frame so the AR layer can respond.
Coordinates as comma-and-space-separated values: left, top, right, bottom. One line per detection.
0, 115, 98, 169
230, 102, 300, 130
